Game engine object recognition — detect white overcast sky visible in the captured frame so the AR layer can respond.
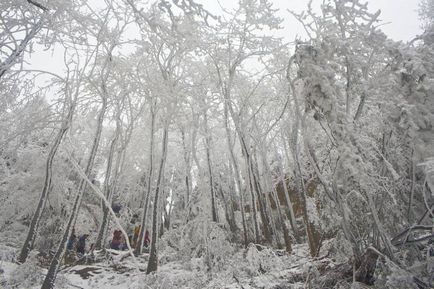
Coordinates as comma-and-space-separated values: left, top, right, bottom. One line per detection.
198, 0, 422, 41
26, 0, 423, 75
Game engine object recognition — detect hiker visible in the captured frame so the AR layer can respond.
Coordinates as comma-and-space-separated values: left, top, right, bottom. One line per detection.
112, 203, 122, 214
133, 225, 141, 247
144, 230, 150, 248
111, 230, 123, 250
76, 234, 89, 255
67, 229, 77, 251
131, 214, 139, 224
121, 234, 129, 250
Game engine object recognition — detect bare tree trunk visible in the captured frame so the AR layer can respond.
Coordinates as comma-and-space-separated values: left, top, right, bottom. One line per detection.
244, 152, 261, 243
18, 100, 74, 263
218, 179, 237, 234
135, 105, 156, 255
295, 133, 321, 258
407, 148, 416, 222
252, 157, 273, 244
353, 92, 366, 121
224, 104, 248, 247
222, 79, 261, 243
276, 150, 300, 243
147, 125, 169, 274
180, 128, 191, 208
95, 119, 120, 250
271, 183, 292, 252
246, 150, 272, 244
261, 148, 292, 253
254, 151, 278, 245
164, 196, 173, 230
203, 111, 218, 223
159, 189, 167, 238
261, 149, 292, 253
367, 194, 394, 260
163, 169, 175, 231
222, 170, 238, 235
41, 77, 108, 289
95, 111, 133, 250
287, 68, 321, 257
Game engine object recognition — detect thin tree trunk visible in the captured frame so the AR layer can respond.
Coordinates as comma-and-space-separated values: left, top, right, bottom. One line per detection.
96, 118, 132, 250
159, 189, 167, 238
276, 150, 300, 243
251, 156, 274, 244
41, 83, 108, 289
353, 92, 366, 121
407, 148, 416, 222
18, 100, 74, 264
222, 171, 238, 234
204, 111, 218, 223
95, 121, 120, 250
296, 132, 321, 258
261, 149, 292, 253
255, 151, 278, 245
135, 106, 155, 255
218, 179, 237, 233
246, 150, 272, 244
224, 104, 248, 247
244, 152, 261, 243
163, 169, 175, 231
271, 181, 292, 252
147, 125, 169, 274
222, 79, 261, 244
180, 128, 191, 209
367, 194, 394, 260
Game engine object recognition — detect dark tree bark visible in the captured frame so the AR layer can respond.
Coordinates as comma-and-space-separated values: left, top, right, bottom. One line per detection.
286, 61, 323, 258
276, 151, 300, 243
18, 99, 74, 264
147, 125, 169, 274
240, 140, 272, 245
224, 104, 248, 247
261, 149, 292, 253
135, 104, 156, 255
180, 128, 192, 208
41, 66, 109, 288
203, 111, 218, 223
94, 118, 121, 250
252, 152, 276, 245
242, 144, 261, 244
218, 179, 237, 234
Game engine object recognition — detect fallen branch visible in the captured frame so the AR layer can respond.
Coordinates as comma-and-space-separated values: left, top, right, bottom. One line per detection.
391, 225, 433, 246
66, 149, 140, 271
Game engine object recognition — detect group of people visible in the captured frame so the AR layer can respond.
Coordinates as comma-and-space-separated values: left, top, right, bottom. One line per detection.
110, 225, 150, 250
65, 225, 150, 256
66, 229, 90, 256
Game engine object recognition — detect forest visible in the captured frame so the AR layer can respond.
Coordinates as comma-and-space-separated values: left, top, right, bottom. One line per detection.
0, 0, 433, 288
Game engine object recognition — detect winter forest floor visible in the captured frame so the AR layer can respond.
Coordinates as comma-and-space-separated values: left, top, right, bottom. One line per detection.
0, 242, 357, 289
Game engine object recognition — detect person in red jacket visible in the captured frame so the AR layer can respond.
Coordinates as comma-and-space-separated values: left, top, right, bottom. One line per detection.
111, 230, 122, 250
144, 230, 150, 248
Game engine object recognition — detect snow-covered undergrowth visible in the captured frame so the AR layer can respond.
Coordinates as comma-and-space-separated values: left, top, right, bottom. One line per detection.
1, 242, 334, 289
2, 236, 432, 289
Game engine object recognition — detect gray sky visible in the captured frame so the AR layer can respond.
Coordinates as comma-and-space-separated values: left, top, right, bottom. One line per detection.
362, 0, 422, 40
199, 0, 422, 41
26, 0, 423, 74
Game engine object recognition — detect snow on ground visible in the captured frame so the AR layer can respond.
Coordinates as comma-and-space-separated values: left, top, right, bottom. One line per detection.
0, 243, 337, 289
